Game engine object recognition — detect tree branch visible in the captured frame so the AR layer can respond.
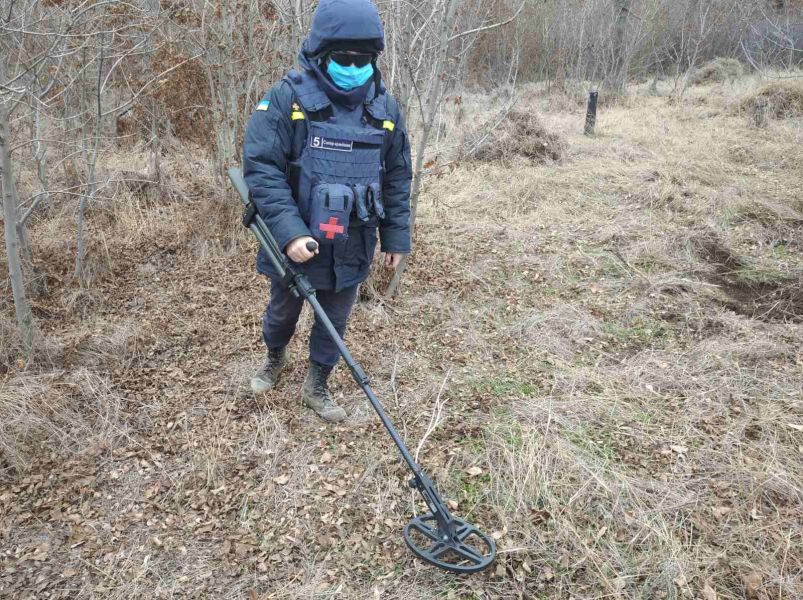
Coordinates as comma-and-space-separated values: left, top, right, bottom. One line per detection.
447, 0, 525, 43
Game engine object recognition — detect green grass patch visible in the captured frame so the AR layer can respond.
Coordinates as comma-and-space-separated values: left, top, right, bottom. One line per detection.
469, 376, 540, 398
600, 317, 670, 346
730, 265, 793, 285
564, 425, 617, 462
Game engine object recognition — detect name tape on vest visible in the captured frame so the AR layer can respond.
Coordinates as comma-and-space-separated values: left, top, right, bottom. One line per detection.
311, 136, 353, 152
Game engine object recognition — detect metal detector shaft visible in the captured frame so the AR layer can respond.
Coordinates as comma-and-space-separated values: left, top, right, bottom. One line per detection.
228, 168, 495, 573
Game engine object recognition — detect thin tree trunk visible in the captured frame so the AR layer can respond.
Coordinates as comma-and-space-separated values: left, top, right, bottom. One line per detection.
383, 128, 429, 296
385, 0, 458, 297
17, 220, 33, 269
612, 0, 631, 91
75, 36, 105, 282
0, 90, 35, 351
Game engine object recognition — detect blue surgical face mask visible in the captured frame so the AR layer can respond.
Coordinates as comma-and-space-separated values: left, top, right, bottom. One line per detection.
326, 60, 374, 90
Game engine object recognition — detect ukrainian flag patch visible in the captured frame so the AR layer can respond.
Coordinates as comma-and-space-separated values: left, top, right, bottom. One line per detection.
256, 100, 270, 111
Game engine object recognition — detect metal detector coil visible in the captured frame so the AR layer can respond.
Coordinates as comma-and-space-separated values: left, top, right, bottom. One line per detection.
404, 513, 496, 574
228, 168, 496, 574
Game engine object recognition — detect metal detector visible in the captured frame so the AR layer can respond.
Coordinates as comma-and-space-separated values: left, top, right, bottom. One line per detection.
228, 168, 496, 574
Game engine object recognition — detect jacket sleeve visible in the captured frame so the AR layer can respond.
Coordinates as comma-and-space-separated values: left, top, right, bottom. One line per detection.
243, 82, 311, 252
379, 97, 413, 254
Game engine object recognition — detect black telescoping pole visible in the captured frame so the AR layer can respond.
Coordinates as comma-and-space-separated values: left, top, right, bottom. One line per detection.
228, 169, 288, 280
305, 297, 423, 473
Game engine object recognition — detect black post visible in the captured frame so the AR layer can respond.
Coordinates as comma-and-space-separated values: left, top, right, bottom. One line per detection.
584, 91, 598, 135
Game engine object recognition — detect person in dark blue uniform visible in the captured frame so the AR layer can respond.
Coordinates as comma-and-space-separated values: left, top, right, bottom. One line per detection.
243, 0, 412, 422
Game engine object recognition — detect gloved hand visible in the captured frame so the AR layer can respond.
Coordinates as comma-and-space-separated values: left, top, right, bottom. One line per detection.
287, 236, 319, 263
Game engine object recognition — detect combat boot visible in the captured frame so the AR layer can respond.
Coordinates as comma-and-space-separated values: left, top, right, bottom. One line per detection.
250, 347, 288, 393
301, 361, 347, 422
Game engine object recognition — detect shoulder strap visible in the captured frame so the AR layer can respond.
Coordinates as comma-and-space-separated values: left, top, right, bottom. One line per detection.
284, 69, 336, 160
364, 91, 396, 159
283, 69, 331, 113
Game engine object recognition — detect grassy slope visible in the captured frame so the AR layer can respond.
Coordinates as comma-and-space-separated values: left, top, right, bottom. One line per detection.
1, 74, 802, 599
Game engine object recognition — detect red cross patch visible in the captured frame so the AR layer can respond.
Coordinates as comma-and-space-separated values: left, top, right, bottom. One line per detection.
319, 216, 345, 240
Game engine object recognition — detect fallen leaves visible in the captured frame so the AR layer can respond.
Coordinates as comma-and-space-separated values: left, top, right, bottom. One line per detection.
465, 466, 483, 477
22, 544, 49, 562
322, 482, 347, 497
701, 580, 718, 600
743, 572, 762, 599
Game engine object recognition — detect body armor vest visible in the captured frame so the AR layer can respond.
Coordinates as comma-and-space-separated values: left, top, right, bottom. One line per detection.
284, 69, 391, 245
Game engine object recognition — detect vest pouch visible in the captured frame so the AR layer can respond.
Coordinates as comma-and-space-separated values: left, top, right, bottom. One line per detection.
367, 182, 385, 220
310, 183, 354, 244
352, 184, 370, 222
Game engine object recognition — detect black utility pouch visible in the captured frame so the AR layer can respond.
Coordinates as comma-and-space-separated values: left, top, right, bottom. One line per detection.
368, 182, 385, 220
309, 183, 354, 244
353, 184, 370, 222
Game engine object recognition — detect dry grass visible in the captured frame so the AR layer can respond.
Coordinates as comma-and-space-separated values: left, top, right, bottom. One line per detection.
0, 314, 23, 373
690, 58, 744, 86
739, 79, 803, 121
1, 71, 802, 598
467, 110, 566, 163
0, 370, 125, 470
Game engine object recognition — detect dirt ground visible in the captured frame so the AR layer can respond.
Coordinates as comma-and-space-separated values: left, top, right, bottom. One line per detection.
2, 74, 802, 599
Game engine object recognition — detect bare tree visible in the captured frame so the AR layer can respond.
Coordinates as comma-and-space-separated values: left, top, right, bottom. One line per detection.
74, 36, 107, 282
1, 56, 36, 350
611, 0, 633, 90
384, 0, 525, 296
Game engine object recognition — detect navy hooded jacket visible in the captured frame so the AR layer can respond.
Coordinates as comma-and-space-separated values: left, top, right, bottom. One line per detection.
242, 0, 412, 291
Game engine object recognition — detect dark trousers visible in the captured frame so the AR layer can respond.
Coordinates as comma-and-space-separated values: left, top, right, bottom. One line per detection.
262, 279, 359, 367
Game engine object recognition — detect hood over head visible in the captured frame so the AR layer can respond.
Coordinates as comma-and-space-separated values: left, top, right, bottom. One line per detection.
299, 0, 385, 67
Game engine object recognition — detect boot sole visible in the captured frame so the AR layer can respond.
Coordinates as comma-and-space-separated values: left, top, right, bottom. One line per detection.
305, 405, 347, 422
302, 389, 347, 422
250, 358, 288, 394
250, 377, 276, 394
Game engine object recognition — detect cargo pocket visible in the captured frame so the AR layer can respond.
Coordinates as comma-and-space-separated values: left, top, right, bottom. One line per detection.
309, 183, 354, 244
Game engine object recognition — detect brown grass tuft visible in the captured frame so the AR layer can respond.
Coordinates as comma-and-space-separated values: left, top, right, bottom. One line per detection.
469, 110, 566, 163
690, 58, 744, 86
739, 79, 803, 121
694, 232, 803, 322
0, 370, 124, 471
